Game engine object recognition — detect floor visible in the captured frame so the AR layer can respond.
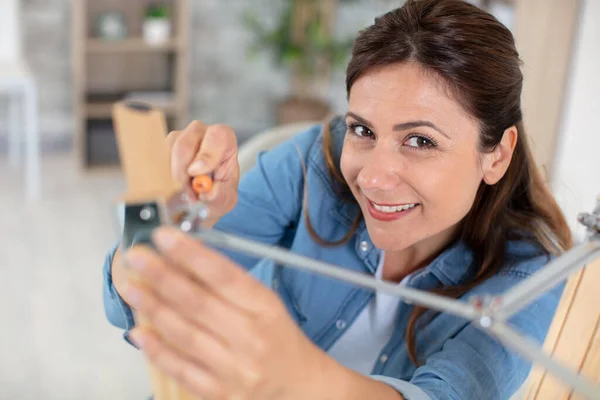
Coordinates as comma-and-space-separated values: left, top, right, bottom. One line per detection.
1, 152, 151, 400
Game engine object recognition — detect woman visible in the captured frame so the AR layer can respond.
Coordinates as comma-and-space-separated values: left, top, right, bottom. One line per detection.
103, 0, 572, 399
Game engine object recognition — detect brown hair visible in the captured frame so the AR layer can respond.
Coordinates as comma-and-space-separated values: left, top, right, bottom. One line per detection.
306, 0, 573, 365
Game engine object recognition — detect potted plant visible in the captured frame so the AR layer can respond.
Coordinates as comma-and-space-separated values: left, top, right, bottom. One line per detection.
143, 2, 171, 45
244, 0, 355, 124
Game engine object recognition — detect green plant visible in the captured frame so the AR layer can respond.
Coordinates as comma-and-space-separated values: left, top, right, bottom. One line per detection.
146, 3, 170, 19
243, 0, 355, 80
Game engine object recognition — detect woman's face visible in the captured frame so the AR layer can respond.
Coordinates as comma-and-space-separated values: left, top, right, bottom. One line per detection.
340, 63, 486, 253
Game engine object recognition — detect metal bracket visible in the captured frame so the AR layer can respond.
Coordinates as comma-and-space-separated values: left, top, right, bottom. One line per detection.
119, 192, 211, 252
121, 201, 163, 250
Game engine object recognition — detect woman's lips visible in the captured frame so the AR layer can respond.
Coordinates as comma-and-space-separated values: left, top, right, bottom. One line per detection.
365, 199, 420, 222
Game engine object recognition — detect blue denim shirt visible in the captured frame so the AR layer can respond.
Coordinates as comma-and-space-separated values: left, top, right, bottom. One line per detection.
103, 117, 563, 400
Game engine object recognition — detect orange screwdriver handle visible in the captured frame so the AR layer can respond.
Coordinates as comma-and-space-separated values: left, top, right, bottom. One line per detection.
191, 174, 213, 195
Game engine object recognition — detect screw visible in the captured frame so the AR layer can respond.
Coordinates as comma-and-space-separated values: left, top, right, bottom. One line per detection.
578, 212, 599, 231
198, 206, 209, 220
140, 207, 155, 221
479, 315, 493, 328
180, 220, 193, 232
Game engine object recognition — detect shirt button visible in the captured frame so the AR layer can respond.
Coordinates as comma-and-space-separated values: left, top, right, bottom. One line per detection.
379, 354, 388, 363
272, 279, 279, 289
359, 241, 369, 253
335, 319, 347, 330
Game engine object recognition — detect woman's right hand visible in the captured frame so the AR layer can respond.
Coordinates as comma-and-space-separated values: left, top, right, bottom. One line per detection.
166, 120, 240, 227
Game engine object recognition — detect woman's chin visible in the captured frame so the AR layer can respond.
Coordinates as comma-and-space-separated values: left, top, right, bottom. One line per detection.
367, 231, 414, 252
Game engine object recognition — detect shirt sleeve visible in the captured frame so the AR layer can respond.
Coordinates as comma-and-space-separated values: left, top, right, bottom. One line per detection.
101, 124, 322, 339
371, 376, 432, 400
212, 124, 321, 267
378, 271, 564, 400
102, 240, 136, 343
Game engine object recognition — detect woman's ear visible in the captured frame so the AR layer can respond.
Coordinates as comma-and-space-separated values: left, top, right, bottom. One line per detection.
481, 126, 518, 185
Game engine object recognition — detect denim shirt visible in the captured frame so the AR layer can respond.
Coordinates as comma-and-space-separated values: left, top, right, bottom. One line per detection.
103, 117, 564, 400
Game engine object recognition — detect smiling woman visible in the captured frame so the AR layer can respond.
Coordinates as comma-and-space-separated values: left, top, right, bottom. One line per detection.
103, 1, 573, 400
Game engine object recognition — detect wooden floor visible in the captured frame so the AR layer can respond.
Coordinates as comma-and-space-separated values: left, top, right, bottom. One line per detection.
0, 153, 151, 400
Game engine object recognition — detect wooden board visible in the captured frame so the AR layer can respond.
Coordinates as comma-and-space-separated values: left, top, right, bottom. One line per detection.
112, 101, 180, 198
525, 257, 600, 399
112, 100, 195, 400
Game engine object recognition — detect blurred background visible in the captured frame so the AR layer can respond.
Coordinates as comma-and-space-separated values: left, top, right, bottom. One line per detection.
0, 0, 598, 399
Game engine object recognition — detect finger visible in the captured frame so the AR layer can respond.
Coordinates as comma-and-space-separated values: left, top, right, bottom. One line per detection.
201, 162, 240, 214
129, 328, 233, 400
188, 124, 238, 177
164, 128, 181, 153
122, 280, 256, 388
123, 247, 272, 385
152, 227, 276, 316
123, 246, 257, 349
170, 120, 207, 187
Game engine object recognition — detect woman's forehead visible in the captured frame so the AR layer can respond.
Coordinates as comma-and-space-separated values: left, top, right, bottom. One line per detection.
348, 64, 475, 133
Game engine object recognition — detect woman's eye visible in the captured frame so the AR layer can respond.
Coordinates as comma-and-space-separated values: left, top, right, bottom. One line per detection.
405, 135, 436, 149
348, 123, 374, 138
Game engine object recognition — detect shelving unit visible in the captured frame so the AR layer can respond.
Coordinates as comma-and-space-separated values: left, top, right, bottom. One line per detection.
72, 0, 189, 168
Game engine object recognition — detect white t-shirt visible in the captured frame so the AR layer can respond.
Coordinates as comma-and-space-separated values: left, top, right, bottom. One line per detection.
327, 251, 412, 375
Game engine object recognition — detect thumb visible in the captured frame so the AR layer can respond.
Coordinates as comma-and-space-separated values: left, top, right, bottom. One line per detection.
187, 124, 237, 176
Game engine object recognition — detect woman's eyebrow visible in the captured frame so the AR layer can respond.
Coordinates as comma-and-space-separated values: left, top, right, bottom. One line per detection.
346, 111, 450, 139
393, 120, 450, 139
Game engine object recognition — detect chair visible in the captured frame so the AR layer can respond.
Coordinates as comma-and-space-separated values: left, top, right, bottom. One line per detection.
237, 120, 320, 176
0, 0, 40, 200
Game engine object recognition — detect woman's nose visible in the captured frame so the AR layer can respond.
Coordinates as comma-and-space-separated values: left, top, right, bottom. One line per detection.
357, 158, 401, 192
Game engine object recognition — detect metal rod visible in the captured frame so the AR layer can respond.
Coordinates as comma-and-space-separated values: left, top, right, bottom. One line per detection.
495, 240, 600, 321
486, 322, 600, 400
191, 227, 478, 321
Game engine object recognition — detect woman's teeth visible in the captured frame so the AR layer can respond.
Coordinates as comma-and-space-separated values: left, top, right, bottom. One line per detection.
371, 202, 417, 213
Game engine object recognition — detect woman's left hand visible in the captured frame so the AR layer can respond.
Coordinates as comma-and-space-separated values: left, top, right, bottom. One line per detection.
120, 226, 337, 400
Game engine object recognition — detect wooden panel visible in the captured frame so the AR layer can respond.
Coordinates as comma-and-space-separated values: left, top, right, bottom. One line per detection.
112, 101, 179, 199
112, 101, 194, 400
525, 258, 600, 399
524, 269, 584, 398
513, 0, 581, 179
86, 99, 178, 119
571, 318, 600, 400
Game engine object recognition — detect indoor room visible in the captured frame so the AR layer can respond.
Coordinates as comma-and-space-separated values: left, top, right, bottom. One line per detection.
1, 1, 599, 399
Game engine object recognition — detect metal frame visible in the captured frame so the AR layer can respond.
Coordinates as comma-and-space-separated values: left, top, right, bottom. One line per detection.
120, 193, 600, 399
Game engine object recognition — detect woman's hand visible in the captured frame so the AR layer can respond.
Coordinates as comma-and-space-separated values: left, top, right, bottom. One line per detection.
166, 121, 240, 226
120, 227, 336, 400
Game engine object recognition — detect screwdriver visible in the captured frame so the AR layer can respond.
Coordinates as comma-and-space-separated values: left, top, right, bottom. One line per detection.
191, 173, 214, 196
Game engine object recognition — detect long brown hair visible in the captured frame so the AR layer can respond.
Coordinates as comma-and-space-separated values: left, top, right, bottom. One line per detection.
306, 0, 573, 365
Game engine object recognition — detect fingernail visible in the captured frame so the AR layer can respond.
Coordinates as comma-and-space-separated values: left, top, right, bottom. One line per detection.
128, 329, 145, 348
152, 227, 179, 250
188, 159, 206, 174
123, 283, 142, 307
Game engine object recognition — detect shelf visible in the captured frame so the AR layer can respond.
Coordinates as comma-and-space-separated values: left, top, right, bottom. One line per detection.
74, 0, 189, 168
86, 37, 180, 53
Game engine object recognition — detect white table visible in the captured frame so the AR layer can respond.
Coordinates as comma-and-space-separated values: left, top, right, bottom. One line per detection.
1, 59, 40, 200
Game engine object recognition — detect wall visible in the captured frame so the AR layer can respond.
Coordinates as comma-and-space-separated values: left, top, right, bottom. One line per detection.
550, 0, 600, 243
0, 0, 20, 61
0, 0, 401, 146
